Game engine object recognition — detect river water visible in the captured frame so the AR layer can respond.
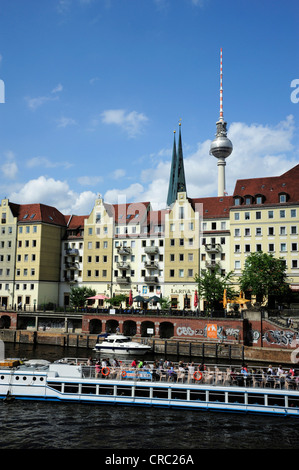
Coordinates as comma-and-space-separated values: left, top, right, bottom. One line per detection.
1, 343, 299, 452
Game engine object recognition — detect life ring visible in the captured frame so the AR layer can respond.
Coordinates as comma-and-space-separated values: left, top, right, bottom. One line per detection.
193, 371, 203, 381
121, 370, 127, 378
101, 367, 110, 376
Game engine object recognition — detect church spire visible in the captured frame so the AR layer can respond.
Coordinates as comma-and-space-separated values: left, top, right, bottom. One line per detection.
167, 122, 187, 207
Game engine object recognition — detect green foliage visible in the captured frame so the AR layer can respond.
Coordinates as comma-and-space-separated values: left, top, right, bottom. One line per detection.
195, 268, 236, 314
239, 252, 288, 303
160, 296, 171, 309
106, 294, 128, 306
69, 286, 96, 308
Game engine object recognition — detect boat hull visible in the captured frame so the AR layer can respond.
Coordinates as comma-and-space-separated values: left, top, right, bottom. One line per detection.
1, 364, 299, 417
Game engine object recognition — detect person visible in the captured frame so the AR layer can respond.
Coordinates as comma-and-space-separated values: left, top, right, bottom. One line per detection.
87, 356, 93, 366
138, 360, 143, 369
131, 359, 137, 368
95, 361, 101, 378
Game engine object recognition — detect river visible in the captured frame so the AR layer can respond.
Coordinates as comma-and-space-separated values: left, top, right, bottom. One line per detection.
0, 343, 299, 452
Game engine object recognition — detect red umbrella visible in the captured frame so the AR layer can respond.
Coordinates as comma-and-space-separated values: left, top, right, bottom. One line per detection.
129, 290, 133, 306
194, 290, 199, 308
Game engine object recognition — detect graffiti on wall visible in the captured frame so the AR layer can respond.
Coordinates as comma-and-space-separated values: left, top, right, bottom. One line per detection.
263, 329, 299, 347
176, 324, 240, 341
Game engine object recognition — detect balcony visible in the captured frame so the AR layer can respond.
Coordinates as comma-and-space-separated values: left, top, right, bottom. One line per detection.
65, 262, 80, 270
116, 276, 131, 284
117, 261, 131, 270
117, 246, 132, 255
66, 248, 79, 256
144, 246, 159, 254
205, 260, 220, 269
144, 261, 159, 269
204, 243, 221, 253
144, 276, 159, 284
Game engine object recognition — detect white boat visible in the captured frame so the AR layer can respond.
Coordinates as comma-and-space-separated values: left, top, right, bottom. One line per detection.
1, 358, 299, 417
94, 334, 151, 355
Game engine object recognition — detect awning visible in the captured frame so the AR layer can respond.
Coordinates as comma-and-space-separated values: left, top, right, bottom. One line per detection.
290, 285, 299, 291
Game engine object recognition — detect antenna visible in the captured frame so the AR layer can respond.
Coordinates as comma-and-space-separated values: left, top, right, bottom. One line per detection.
219, 47, 223, 121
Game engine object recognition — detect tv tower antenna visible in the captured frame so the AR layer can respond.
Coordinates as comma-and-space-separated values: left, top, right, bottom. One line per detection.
209, 48, 233, 197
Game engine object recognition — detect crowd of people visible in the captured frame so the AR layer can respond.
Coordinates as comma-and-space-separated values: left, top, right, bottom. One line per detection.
83, 356, 299, 389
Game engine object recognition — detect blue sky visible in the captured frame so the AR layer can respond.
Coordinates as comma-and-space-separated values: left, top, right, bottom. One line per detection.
0, 0, 298, 214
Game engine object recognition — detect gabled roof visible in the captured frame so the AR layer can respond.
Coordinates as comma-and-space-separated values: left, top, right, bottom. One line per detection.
189, 196, 234, 219
10, 202, 67, 227
233, 164, 299, 205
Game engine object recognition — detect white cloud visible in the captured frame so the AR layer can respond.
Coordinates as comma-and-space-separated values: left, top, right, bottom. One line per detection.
1, 151, 18, 179
56, 116, 77, 128
104, 183, 144, 204
9, 176, 97, 214
52, 83, 63, 94
111, 168, 126, 180
101, 109, 149, 138
77, 175, 103, 186
26, 156, 73, 169
102, 115, 298, 207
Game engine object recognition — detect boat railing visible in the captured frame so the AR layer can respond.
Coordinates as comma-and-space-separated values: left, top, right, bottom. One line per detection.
55, 359, 299, 390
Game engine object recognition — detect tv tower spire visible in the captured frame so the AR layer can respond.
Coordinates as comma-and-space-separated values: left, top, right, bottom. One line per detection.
209, 48, 233, 197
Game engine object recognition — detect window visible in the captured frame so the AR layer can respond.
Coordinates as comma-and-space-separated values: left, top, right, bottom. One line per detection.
244, 228, 250, 236
234, 198, 241, 206
280, 227, 286, 235
170, 239, 175, 246
280, 243, 287, 252
234, 228, 240, 237
221, 221, 226, 230
256, 211, 261, 220
212, 222, 216, 230
245, 244, 251, 252
268, 227, 274, 236
291, 209, 297, 218
245, 212, 250, 220
268, 210, 274, 219
256, 227, 262, 236
291, 243, 298, 251
280, 210, 285, 218
179, 269, 184, 278
188, 269, 193, 277
235, 260, 241, 270
256, 244, 262, 252
234, 244, 240, 253
291, 226, 297, 234
279, 194, 286, 203
179, 238, 184, 246
256, 196, 262, 204
292, 260, 298, 269
88, 228, 92, 235
170, 254, 175, 261
169, 269, 175, 277
234, 213, 240, 221
88, 242, 92, 249
268, 243, 275, 252
188, 253, 193, 261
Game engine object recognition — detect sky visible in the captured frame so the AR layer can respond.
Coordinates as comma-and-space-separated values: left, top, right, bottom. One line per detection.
0, 0, 298, 215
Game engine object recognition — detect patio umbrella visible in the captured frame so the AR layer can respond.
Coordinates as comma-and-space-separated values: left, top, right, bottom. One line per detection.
194, 290, 199, 308
133, 295, 145, 302
147, 295, 161, 303
87, 294, 108, 300
129, 290, 133, 306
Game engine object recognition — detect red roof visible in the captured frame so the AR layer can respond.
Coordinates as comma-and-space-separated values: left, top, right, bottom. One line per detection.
10, 203, 67, 227
233, 164, 299, 205
189, 196, 234, 219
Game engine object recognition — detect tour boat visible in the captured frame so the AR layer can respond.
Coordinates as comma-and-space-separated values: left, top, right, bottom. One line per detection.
93, 334, 151, 355
1, 358, 299, 417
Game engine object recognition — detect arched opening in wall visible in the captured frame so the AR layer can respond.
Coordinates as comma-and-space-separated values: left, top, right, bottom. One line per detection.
123, 320, 137, 337
0, 315, 11, 329
159, 321, 174, 339
140, 321, 155, 337
89, 319, 102, 334
106, 319, 119, 334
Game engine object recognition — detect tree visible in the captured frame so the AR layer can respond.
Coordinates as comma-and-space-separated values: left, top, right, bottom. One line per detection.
195, 268, 236, 315
69, 286, 96, 308
106, 294, 128, 307
239, 252, 289, 305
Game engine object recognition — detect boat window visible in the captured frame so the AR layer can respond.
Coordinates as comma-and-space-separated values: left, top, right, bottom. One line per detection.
288, 397, 299, 408
116, 386, 132, 397
171, 389, 187, 401
48, 382, 62, 392
247, 393, 264, 406
209, 392, 226, 403
153, 388, 168, 399
134, 387, 150, 398
98, 384, 114, 395
227, 393, 244, 404
267, 395, 286, 408
82, 384, 97, 394
64, 384, 79, 394
189, 390, 206, 401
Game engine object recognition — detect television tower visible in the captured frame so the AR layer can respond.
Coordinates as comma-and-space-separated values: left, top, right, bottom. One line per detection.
209, 48, 233, 197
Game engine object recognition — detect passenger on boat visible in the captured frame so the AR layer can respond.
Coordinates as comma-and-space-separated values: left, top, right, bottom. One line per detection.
95, 361, 101, 378
131, 359, 137, 368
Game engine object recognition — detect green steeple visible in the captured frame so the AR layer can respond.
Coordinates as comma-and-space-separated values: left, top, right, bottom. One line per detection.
166, 123, 187, 206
